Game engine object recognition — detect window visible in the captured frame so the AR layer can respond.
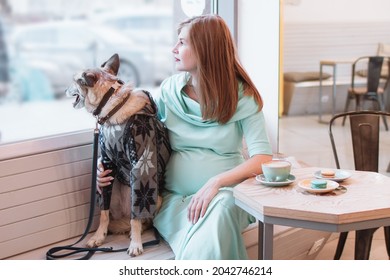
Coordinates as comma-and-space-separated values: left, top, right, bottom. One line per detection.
0, 0, 175, 145
0, 0, 236, 160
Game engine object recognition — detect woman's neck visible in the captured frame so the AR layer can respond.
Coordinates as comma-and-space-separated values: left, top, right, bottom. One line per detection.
186, 75, 199, 102
188, 74, 198, 88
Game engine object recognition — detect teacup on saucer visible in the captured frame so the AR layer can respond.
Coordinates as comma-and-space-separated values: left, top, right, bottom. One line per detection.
256, 174, 296, 187
261, 160, 292, 182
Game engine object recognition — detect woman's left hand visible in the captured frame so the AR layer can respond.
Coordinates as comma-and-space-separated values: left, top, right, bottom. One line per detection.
187, 177, 221, 224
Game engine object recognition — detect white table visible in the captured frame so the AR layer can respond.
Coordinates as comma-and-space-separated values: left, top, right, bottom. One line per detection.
234, 167, 390, 259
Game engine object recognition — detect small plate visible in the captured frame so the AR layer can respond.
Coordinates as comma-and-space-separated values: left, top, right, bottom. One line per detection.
298, 179, 339, 194
255, 174, 296, 187
314, 170, 351, 182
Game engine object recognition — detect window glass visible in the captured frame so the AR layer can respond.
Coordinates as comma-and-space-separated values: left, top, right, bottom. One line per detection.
0, 0, 174, 144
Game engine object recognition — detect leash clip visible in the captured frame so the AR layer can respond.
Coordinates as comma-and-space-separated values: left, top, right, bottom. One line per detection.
94, 117, 100, 131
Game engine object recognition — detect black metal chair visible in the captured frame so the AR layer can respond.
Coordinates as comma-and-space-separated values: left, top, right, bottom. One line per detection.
342, 56, 390, 131
329, 110, 390, 259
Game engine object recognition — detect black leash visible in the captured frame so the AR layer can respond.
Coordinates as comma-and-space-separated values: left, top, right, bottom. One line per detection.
46, 127, 160, 260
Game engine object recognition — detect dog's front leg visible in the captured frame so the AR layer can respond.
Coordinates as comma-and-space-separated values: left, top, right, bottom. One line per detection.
127, 219, 143, 257
86, 210, 109, 248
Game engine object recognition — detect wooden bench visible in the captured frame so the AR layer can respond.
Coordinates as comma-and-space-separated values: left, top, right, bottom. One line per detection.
283, 76, 352, 116
1, 141, 331, 260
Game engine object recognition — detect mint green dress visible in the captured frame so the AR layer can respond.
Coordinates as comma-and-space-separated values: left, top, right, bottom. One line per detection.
153, 72, 272, 260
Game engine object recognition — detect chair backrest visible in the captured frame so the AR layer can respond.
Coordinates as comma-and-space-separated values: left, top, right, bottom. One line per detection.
384, 58, 390, 90
329, 111, 390, 172
352, 56, 385, 93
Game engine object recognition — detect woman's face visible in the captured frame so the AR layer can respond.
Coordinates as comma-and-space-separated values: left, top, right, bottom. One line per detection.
172, 25, 197, 74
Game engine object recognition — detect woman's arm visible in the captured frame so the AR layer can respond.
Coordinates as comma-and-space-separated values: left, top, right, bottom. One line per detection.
188, 110, 273, 224
187, 153, 272, 224
217, 153, 273, 186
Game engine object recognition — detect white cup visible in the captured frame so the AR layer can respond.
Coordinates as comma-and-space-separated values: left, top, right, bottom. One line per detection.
261, 160, 291, 182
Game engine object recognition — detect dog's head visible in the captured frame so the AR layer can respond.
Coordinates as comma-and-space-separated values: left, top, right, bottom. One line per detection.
65, 53, 122, 113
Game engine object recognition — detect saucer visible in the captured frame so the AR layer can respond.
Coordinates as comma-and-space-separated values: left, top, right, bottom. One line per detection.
314, 170, 351, 182
255, 174, 296, 187
298, 179, 339, 194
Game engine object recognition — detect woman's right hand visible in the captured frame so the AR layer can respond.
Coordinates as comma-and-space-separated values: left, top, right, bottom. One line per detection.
96, 161, 114, 194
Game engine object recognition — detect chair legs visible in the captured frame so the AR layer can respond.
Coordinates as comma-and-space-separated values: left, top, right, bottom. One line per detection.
354, 228, 378, 260
334, 228, 384, 260
342, 95, 353, 126
334, 232, 349, 259
342, 94, 388, 131
342, 95, 363, 126
384, 226, 390, 259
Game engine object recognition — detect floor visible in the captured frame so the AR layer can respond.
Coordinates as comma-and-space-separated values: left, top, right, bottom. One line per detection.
278, 113, 390, 260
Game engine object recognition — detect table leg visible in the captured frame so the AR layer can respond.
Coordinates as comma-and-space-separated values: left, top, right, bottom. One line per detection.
258, 222, 264, 260
257, 221, 274, 260
332, 65, 337, 116
318, 64, 324, 123
319, 63, 337, 124
263, 223, 274, 260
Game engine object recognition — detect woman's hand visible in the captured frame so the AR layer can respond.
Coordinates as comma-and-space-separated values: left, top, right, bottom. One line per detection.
186, 154, 273, 224
96, 161, 114, 194
187, 176, 221, 224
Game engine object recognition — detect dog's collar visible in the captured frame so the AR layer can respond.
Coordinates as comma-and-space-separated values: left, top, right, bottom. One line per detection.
93, 79, 124, 117
97, 94, 130, 125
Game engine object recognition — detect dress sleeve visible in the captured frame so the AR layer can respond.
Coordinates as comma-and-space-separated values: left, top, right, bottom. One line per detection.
152, 88, 170, 123
241, 110, 273, 157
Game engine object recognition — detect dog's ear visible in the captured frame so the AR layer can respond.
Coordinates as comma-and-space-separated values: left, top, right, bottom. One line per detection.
81, 72, 98, 87
101, 53, 120, 75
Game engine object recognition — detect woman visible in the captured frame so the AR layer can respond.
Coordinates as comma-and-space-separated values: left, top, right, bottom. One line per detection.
99, 14, 273, 259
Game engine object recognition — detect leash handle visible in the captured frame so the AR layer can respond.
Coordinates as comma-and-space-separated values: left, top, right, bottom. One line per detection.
99, 153, 117, 210
46, 229, 161, 260
46, 129, 99, 260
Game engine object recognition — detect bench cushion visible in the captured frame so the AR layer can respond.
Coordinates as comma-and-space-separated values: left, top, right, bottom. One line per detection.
284, 71, 331, 83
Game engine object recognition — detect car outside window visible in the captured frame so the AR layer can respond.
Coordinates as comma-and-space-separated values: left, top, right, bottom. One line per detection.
0, 2, 174, 145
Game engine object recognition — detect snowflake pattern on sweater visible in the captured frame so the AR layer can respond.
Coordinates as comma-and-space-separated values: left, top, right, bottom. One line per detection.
98, 91, 171, 219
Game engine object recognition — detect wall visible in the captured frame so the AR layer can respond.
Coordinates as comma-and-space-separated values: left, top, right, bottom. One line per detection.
283, 0, 390, 75
238, 0, 281, 153
0, 135, 99, 259
284, 0, 390, 23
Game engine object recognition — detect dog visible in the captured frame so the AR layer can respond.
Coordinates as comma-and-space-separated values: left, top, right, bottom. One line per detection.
65, 53, 171, 257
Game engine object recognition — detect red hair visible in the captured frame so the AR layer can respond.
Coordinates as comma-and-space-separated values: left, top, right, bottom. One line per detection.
178, 14, 263, 124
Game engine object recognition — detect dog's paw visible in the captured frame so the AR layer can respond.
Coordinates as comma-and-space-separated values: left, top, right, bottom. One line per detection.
86, 233, 106, 248
127, 243, 144, 257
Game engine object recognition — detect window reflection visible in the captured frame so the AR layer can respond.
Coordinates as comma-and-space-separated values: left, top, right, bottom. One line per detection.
0, 0, 174, 144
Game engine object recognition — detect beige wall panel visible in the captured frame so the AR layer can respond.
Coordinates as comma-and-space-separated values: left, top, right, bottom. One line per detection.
0, 204, 99, 242
0, 218, 99, 259
0, 159, 92, 193
0, 189, 92, 226
0, 145, 93, 177
0, 174, 91, 210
